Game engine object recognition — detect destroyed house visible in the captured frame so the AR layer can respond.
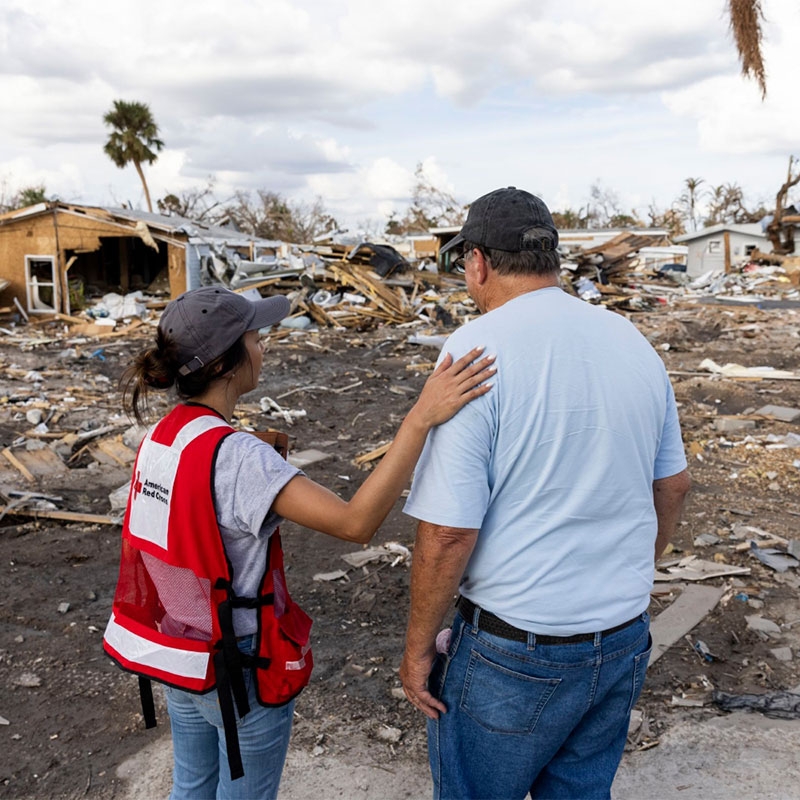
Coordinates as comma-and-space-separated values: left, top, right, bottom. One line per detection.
675, 223, 771, 277
0, 202, 287, 316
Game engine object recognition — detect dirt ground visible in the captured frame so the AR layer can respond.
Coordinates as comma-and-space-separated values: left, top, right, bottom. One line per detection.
2, 289, 800, 799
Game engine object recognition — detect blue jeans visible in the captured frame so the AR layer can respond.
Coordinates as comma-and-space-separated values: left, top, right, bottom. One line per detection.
427, 610, 652, 800
165, 636, 294, 800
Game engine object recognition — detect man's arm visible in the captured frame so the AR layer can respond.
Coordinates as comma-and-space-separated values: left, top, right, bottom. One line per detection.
653, 469, 691, 560
400, 520, 478, 720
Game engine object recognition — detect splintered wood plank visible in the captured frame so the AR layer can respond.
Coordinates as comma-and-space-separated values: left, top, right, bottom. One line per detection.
648, 583, 727, 666
94, 438, 137, 466
2, 448, 35, 482
0, 506, 116, 525
354, 441, 392, 466
326, 263, 413, 321
14, 448, 68, 478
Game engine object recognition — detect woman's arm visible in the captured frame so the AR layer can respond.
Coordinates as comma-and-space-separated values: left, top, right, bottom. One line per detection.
271, 347, 495, 543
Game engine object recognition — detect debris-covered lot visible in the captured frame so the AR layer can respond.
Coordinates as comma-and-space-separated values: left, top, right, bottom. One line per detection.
2, 264, 800, 798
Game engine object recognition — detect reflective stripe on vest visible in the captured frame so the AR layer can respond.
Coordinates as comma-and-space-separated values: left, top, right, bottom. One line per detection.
104, 611, 210, 683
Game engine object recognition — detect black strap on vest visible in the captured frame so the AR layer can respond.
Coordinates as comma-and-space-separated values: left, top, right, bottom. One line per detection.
213, 647, 244, 780
138, 676, 156, 729
229, 592, 274, 609
214, 581, 252, 782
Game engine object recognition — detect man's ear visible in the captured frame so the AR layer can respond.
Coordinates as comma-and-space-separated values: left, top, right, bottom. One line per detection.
473, 249, 490, 285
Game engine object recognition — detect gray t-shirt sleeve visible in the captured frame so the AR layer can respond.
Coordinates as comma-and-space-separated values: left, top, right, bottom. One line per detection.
214, 431, 302, 538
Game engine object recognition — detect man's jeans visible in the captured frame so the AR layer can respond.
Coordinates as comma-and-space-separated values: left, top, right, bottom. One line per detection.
427, 610, 652, 800
164, 636, 294, 800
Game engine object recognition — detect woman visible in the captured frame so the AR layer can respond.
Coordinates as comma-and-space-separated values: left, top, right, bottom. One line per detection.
103, 286, 495, 800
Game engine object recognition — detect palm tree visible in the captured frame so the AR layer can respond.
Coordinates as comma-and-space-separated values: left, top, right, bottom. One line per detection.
727, 0, 767, 98
681, 177, 705, 232
103, 100, 164, 212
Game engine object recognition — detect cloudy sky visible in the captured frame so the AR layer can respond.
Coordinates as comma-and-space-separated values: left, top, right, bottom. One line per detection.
1, 0, 798, 230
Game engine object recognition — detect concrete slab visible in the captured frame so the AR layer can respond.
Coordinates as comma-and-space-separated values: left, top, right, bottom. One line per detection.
649, 583, 727, 666
755, 404, 800, 422
118, 712, 800, 800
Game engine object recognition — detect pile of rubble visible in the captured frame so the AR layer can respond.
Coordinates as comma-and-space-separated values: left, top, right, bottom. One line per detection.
3, 231, 800, 354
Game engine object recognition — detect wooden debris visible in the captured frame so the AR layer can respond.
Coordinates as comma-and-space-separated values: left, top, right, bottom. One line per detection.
90, 438, 137, 467
0, 506, 117, 525
2, 448, 66, 480
354, 441, 392, 466
734, 536, 788, 552
325, 263, 415, 324
655, 556, 751, 582
2, 449, 35, 482
406, 362, 437, 373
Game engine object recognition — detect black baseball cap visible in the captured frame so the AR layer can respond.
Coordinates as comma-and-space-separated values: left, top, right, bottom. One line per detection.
159, 286, 290, 376
441, 187, 559, 256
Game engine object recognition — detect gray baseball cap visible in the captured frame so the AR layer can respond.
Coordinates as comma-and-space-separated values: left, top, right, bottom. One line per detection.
159, 286, 290, 376
441, 187, 559, 256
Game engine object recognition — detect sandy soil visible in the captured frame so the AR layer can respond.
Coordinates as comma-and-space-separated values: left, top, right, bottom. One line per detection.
2, 292, 800, 798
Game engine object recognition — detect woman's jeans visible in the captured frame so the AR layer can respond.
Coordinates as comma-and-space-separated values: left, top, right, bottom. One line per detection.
428, 610, 652, 800
165, 635, 294, 800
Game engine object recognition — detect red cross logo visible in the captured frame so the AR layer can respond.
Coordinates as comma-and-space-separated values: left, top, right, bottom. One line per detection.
132, 470, 143, 501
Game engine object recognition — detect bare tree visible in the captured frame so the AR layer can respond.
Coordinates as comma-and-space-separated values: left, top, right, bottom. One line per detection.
585, 182, 642, 229
157, 180, 222, 224
385, 163, 466, 235
647, 204, 687, 239
704, 182, 768, 226
766, 155, 800, 253
223, 190, 338, 242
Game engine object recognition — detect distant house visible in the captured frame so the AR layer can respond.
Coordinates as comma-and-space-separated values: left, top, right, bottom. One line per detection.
674, 223, 771, 278
0, 202, 285, 316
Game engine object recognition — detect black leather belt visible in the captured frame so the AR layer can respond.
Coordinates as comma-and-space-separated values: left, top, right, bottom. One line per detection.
456, 596, 639, 645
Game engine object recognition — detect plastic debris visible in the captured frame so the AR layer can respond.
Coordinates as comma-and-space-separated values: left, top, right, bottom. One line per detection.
712, 690, 800, 719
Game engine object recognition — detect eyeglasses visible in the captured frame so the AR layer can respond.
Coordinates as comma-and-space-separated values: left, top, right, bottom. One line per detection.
452, 248, 475, 274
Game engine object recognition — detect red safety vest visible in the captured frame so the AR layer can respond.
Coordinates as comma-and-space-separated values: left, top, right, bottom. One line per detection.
103, 404, 313, 779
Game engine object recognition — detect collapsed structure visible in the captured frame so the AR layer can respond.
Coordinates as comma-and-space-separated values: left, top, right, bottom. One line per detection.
1, 201, 799, 335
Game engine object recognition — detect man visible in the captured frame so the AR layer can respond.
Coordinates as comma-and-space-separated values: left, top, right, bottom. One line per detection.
399, 187, 690, 800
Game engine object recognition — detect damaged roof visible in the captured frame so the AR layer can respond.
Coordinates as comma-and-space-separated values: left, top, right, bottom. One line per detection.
0, 201, 283, 248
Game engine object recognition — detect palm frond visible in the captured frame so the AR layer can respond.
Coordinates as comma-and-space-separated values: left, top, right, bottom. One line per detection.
727, 0, 767, 99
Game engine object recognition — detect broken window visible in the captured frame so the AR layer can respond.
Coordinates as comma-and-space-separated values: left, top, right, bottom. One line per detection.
25, 255, 58, 313
708, 240, 722, 254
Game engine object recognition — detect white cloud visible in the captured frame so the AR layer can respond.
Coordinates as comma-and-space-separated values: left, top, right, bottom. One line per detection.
307, 156, 418, 224
662, 0, 800, 158
0, 0, 796, 225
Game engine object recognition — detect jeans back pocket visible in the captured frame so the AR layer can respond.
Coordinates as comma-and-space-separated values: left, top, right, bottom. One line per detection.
627, 633, 653, 715
461, 650, 561, 734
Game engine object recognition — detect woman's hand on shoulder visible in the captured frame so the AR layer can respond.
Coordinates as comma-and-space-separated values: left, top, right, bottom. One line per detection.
411, 346, 496, 428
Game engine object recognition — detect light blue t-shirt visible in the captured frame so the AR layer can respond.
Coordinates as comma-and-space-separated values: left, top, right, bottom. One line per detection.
403, 287, 687, 635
